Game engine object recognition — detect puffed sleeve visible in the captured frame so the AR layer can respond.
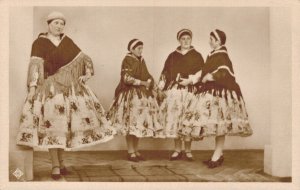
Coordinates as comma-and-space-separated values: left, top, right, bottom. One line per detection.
121, 58, 141, 86
82, 53, 95, 76
27, 41, 45, 89
27, 57, 44, 89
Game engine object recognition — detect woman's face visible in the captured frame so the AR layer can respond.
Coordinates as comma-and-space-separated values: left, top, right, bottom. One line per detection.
48, 19, 65, 36
209, 35, 220, 50
179, 35, 192, 49
131, 45, 143, 57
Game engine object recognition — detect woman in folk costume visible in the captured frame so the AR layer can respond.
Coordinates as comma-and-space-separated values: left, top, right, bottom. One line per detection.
157, 29, 205, 161
16, 12, 115, 180
191, 29, 253, 168
107, 39, 163, 162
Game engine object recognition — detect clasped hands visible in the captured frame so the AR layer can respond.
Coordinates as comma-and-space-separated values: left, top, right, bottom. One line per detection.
178, 73, 214, 86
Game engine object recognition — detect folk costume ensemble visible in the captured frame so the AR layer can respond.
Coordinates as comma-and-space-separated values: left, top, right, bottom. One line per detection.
182, 45, 253, 138
107, 40, 163, 138
16, 33, 115, 150
158, 45, 205, 139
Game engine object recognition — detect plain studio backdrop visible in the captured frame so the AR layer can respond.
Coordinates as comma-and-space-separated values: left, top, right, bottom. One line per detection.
10, 7, 271, 151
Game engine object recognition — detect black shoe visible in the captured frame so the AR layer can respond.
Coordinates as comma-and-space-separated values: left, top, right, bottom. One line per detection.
51, 166, 61, 180
170, 151, 183, 161
60, 167, 68, 175
207, 156, 224, 169
184, 152, 195, 161
135, 152, 146, 161
203, 154, 224, 165
127, 153, 139, 162
59, 160, 68, 175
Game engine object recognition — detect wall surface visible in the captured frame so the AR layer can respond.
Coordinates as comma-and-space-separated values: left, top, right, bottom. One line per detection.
10, 7, 271, 151
264, 7, 292, 177
10, 7, 34, 150
9, 7, 34, 180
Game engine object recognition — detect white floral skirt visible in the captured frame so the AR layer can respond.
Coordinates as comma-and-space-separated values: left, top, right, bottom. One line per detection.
180, 89, 252, 139
16, 84, 116, 151
158, 85, 198, 140
107, 89, 163, 138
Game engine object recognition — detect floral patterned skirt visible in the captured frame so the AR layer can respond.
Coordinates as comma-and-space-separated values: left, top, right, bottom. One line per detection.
107, 88, 163, 138
159, 85, 198, 140
180, 89, 253, 139
16, 83, 116, 151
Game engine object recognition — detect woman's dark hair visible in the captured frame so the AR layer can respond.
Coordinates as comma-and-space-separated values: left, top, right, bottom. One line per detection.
47, 19, 66, 25
210, 29, 226, 45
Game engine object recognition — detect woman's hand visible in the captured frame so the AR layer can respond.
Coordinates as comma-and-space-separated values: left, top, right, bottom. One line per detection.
141, 80, 151, 90
78, 74, 91, 84
202, 73, 214, 83
179, 77, 192, 86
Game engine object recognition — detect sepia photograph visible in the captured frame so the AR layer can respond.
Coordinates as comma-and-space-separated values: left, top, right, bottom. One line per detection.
1, 0, 300, 190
